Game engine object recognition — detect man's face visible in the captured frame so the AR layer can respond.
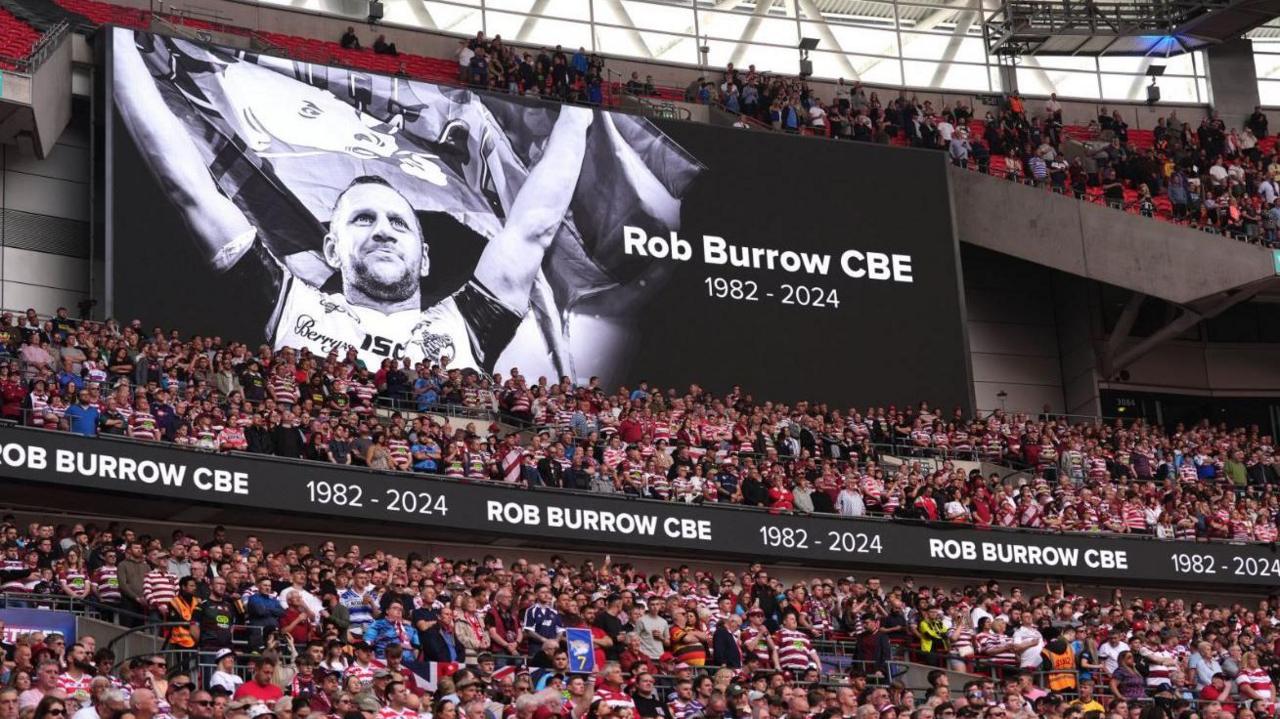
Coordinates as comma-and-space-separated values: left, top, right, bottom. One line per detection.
190, 693, 215, 719
325, 182, 424, 304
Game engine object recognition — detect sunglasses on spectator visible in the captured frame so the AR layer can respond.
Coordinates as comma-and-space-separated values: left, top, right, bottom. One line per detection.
192, 701, 213, 707
48, 709, 66, 716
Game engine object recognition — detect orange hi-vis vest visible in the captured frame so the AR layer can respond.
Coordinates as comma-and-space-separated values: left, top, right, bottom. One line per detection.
1042, 645, 1077, 692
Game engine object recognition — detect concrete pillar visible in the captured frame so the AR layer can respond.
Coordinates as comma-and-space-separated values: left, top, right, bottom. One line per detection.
1205, 38, 1260, 130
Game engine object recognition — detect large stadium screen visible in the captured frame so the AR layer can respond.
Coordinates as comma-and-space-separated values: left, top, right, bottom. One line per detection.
106, 27, 971, 408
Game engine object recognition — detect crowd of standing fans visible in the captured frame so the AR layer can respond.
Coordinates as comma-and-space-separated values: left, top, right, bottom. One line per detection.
0, 520, 1279, 719
687, 62, 1279, 244
452, 32, 607, 104
1, 306, 1278, 544
324, 22, 1280, 245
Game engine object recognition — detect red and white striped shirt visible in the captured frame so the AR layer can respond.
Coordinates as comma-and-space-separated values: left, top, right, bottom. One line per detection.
142, 569, 178, 610
977, 631, 1017, 666
57, 672, 93, 695
129, 412, 159, 440
740, 625, 773, 665
1123, 502, 1147, 531
1236, 667, 1274, 703
344, 662, 377, 687
773, 627, 815, 671
94, 565, 121, 603
593, 687, 640, 719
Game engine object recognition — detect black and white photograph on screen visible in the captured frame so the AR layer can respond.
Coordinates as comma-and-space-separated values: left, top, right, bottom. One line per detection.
109, 26, 703, 381
110, 27, 972, 408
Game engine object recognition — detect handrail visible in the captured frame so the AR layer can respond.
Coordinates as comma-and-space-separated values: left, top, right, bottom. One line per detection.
0, 590, 148, 622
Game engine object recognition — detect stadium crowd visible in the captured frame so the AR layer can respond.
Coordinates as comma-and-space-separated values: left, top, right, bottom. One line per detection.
0, 520, 1278, 719
688, 63, 1279, 243
448, 32, 607, 104
1, 307, 1278, 544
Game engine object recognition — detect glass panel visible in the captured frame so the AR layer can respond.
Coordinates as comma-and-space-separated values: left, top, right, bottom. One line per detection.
1261, 80, 1280, 107
703, 39, 799, 73
903, 59, 988, 90
699, 11, 797, 45
1162, 51, 1196, 76
1097, 73, 1150, 101
752, 15, 799, 45
898, 31, 986, 63
699, 10, 750, 39
1016, 67, 1099, 99
592, 25, 696, 62
646, 33, 699, 63
1256, 50, 1280, 81
1153, 75, 1199, 103
801, 23, 897, 57
483, 10, 591, 47
485, 0, 531, 11
989, 65, 1002, 91
1197, 78, 1209, 104
545, 0, 590, 18
604, 0, 695, 31
1096, 56, 1146, 73
422, 1, 483, 30
808, 50, 901, 84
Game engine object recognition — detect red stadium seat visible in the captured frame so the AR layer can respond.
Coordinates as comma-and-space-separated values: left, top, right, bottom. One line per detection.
0, 7, 44, 65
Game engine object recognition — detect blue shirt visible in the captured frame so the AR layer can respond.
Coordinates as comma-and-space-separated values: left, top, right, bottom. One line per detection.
522, 603, 563, 640
64, 403, 99, 437
363, 618, 411, 659
411, 442, 439, 472
57, 371, 83, 394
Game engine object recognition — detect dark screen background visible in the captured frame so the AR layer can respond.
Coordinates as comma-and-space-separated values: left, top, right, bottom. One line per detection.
108, 44, 971, 411
580, 120, 973, 411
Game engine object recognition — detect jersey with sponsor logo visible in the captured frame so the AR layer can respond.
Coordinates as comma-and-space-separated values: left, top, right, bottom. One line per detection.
774, 627, 815, 671
227, 240, 519, 374
272, 274, 479, 369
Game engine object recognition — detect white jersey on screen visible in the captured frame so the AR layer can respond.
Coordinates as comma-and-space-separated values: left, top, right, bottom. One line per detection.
271, 275, 478, 369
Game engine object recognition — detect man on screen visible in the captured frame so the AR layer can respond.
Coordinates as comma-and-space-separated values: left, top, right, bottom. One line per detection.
113, 34, 593, 374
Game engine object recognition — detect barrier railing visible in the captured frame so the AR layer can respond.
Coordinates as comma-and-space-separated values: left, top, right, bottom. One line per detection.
0, 18, 70, 75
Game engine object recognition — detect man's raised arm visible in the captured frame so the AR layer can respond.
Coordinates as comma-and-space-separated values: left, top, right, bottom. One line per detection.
473, 106, 593, 311
113, 34, 255, 270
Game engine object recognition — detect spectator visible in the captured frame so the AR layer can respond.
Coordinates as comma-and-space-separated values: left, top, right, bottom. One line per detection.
208, 650, 243, 695
233, 656, 283, 703
373, 34, 398, 56
340, 27, 361, 50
